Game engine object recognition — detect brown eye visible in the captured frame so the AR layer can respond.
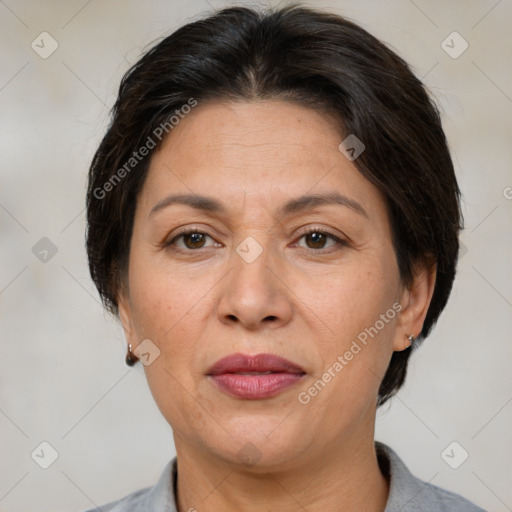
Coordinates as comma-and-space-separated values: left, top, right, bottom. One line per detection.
295, 229, 345, 251
182, 232, 207, 249
166, 229, 218, 251
304, 231, 330, 249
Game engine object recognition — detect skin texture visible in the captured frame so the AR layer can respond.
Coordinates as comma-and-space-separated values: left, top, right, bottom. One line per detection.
118, 100, 436, 512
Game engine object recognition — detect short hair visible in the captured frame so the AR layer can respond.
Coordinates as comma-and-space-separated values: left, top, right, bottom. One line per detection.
86, 4, 463, 406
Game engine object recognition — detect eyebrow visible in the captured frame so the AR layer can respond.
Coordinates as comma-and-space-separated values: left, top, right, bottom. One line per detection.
148, 192, 368, 219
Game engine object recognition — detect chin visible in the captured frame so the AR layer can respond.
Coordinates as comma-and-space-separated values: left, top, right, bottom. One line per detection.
210, 415, 310, 471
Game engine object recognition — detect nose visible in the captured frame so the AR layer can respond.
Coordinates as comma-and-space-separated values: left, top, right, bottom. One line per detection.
216, 240, 293, 331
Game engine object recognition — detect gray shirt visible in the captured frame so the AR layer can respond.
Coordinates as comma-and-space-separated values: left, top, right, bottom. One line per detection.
83, 442, 486, 511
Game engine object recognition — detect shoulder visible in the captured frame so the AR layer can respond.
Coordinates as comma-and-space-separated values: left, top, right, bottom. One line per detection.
79, 458, 178, 512
80, 487, 151, 512
376, 442, 487, 512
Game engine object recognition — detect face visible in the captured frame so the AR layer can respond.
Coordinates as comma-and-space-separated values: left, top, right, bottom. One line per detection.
118, 100, 432, 471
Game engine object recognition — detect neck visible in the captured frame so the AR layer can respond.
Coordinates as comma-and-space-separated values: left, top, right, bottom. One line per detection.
173, 431, 389, 512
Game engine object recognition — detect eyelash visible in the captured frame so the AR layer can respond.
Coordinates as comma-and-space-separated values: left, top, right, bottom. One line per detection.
164, 226, 348, 253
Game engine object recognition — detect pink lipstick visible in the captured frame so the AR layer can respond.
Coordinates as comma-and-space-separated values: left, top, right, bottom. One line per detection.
206, 353, 305, 399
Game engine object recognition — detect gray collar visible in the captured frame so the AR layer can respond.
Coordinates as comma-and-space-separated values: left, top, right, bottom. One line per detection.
124, 441, 484, 512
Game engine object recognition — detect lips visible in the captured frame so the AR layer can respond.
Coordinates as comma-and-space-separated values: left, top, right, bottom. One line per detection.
206, 353, 305, 376
206, 353, 305, 400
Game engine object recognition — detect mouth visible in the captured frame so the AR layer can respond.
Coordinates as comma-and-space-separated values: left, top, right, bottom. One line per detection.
206, 353, 305, 400
206, 352, 305, 376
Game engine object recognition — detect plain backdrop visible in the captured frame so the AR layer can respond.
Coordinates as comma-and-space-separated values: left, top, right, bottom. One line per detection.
1, 1, 511, 511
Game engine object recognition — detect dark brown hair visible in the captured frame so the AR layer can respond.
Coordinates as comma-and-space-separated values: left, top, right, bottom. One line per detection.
86, 4, 463, 405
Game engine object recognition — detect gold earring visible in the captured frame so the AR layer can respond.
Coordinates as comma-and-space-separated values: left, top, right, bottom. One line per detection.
125, 343, 138, 366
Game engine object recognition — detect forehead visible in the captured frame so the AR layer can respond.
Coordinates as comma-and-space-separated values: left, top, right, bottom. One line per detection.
138, 100, 387, 222
156, 99, 340, 169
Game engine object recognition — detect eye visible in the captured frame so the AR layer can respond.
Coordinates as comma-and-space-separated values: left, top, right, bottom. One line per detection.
166, 228, 220, 250
164, 226, 347, 253
293, 227, 347, 251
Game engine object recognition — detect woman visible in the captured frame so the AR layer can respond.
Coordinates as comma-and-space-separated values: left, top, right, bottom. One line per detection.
84, 4, 485, 511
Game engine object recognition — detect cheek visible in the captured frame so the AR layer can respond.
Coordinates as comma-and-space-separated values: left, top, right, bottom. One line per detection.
128, 261, 213, 431
303, 258, 399, 339
125, 254, 212, 393
298, 256, 400, 395
128, 248, 204, 335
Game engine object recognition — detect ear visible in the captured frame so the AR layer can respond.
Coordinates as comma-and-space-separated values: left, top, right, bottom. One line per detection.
117, 290, 138, 349
393, 259, 437, 352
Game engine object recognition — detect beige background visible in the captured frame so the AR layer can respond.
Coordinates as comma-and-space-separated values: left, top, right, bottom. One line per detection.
1, 0, 511, 511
